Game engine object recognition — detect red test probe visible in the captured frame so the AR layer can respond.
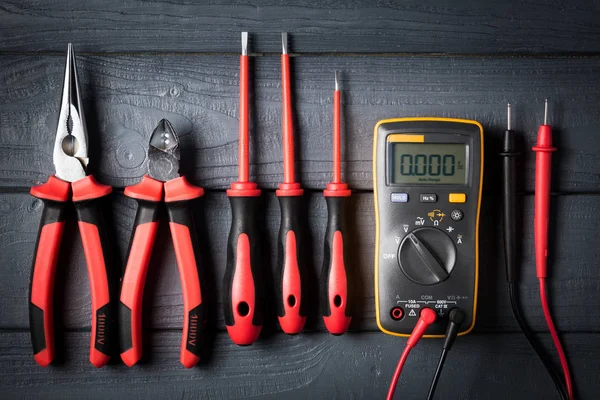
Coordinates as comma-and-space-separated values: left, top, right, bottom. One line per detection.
276, 32, 307, 334
532, 99, 573, 399
386, 308, 437, 400
223, 32, 265, 345
319, 72, 352, 335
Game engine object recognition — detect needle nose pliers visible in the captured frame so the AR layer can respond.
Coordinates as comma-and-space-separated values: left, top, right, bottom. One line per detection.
29, 44, 114, 368
119, 119, 206, 368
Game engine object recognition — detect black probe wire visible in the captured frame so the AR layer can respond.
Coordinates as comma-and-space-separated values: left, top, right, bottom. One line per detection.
500, 104, 568, 400
426, 308, 465, 400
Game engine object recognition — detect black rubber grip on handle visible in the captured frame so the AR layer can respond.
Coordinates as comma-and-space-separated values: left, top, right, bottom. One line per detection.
319, 196, 351, 320
29, 199, 67, 367
276, 196, 308, 333
74, 196, 115, 366
223, 196, 265, 341
500, 129, 519, 283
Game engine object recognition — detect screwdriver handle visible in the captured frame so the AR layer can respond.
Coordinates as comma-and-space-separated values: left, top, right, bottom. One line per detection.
223, 188, 264, 345
29, 175, 70, 367
320, 192, 352, 335
532, 124, 556, 279
72, 175, 114, 368
275, 192, 307, 334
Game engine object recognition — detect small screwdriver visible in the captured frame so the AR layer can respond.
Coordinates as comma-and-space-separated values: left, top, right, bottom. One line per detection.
222, 32, 264, 345
319, 72, 352, 335
276, 32, 307, 334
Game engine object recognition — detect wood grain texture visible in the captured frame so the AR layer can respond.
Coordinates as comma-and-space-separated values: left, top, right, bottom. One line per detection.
1, 0, 600, 54
2, 191, 598, 332
1, 54, 599, 191
0, 331, 597, 400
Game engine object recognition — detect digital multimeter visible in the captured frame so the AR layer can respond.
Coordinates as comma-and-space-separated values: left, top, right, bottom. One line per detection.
373, 118, 483, 337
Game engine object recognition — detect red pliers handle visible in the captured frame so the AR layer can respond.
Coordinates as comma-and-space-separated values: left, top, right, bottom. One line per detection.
119, 175, 205, 368
29, 175, 114, 368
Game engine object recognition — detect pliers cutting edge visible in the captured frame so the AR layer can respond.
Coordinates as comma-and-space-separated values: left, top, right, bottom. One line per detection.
119, 119, 206, 368
29, 44, 114, 368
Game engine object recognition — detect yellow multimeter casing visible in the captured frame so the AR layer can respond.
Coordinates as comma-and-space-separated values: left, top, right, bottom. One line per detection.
373, 118, 483, 337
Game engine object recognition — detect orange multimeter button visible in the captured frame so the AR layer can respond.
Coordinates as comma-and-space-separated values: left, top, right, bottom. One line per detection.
449, 193, 466, 203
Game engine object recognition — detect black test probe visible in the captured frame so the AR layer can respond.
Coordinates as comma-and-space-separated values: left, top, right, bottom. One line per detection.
500, 103, 568, 400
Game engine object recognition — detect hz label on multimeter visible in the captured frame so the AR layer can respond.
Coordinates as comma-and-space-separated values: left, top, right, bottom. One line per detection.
373, 118, 483, 337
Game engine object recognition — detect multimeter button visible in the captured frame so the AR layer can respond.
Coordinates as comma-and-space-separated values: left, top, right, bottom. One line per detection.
451, 209, 464, 221
398, 227, 456, 285
420, 194, 437, 203
448, 193, 466, 203
391, 193, 408, 203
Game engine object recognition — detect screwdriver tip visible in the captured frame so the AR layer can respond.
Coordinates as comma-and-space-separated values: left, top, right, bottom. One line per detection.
334, 71, 339, 91
241, 32, 248, 55
281, 32, 288, 54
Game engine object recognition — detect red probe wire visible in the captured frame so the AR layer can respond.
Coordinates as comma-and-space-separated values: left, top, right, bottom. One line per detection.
386, 308, 437, 400
532, 99, 573, 399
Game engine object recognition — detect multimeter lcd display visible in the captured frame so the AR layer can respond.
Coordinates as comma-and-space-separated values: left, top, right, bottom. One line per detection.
390, 143, 468, 185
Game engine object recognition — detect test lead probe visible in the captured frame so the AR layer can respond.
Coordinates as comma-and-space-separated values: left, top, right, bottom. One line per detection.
500, 103, 568, 400
532, 99, 574, 399
426, 308, 465, 400
320, 72, 352, 335
386, 308, 437, 400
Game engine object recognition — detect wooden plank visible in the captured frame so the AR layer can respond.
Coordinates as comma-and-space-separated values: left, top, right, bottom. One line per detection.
1, 191, 598, 332
2, 1, 600, 54
1, 54, 599, 191
0, 331, 597, 399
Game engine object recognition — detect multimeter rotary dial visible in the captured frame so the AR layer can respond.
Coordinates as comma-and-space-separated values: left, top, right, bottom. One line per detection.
398, 227, 456, 285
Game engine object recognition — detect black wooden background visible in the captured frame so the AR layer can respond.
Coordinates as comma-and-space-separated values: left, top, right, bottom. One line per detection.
1, 1, 599, 399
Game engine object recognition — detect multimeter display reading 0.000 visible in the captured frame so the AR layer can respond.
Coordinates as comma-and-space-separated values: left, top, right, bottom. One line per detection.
391, 143, 467, 185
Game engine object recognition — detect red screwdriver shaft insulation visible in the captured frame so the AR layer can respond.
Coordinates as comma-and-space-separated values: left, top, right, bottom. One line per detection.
333, 76, 341, 183
238, 36, 250, 183
281, 35, 296, 185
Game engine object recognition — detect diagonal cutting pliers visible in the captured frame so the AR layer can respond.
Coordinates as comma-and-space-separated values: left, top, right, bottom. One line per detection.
119, 119, 206, 368
29, 44, 114, 368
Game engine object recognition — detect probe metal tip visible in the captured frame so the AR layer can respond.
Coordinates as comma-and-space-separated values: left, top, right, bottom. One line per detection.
544, 98, 549, 125
334, 71, 339, 91
281, 32, 288, 54
241, 32, 248, 56
507, 103, 512, 130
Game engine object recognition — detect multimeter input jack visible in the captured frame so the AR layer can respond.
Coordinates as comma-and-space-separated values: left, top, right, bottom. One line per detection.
390, 307, 404, 320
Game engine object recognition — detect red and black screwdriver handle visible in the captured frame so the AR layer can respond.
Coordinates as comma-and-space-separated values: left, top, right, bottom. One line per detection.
223, 185, 264, 345
275, 189, 307, 334
319, 186, 352, 335
29, 175, 114, 368
119, 175, 205, 368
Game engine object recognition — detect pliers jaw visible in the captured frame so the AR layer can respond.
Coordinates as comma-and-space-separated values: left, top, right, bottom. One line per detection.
53, 43, 89, 183
148, 118, 181, 182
